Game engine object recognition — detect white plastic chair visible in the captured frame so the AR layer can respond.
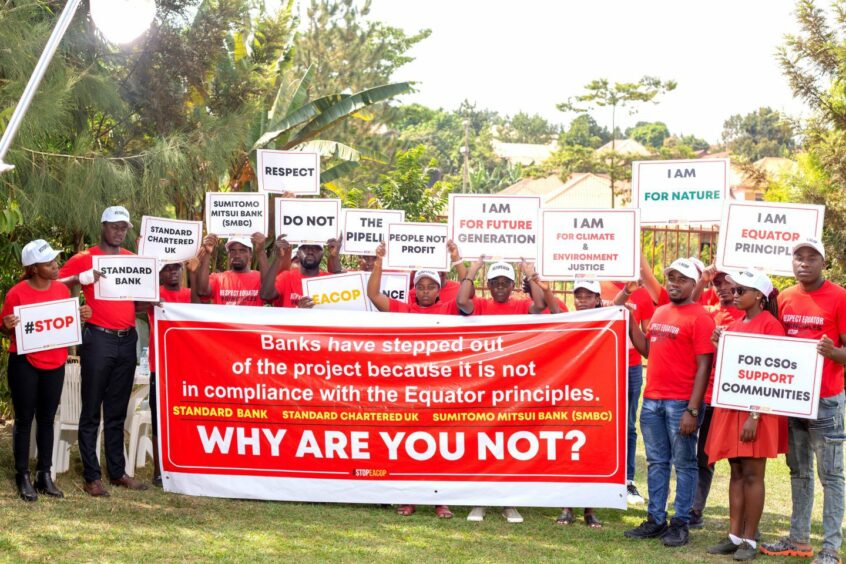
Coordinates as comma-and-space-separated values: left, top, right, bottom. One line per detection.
123, 382, 152, 477
51, 357, 102, 479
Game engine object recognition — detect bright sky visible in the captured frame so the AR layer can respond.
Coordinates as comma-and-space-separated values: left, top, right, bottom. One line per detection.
361, 0, 805, 143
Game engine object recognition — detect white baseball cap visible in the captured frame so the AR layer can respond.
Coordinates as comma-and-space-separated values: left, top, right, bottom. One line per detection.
728, 269, 774, 298
688, 257, 706, 273
793, 237, 825, 259
101, 206, 133, 227
573, 280, 601, 294
487, 261, 515, 281
21, 239, 60, 267
225, 236, 253, 251
413, 270, 441, 286
664, 258, 701, 282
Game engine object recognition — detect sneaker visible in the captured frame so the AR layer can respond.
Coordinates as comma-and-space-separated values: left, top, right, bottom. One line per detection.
466, 506, 487, 522
759, 537, 814, 558
502, 507, 523, 523
688, 509, 704, 529
627, 482, 645, 505
662, 517, 690, 547
708, 536, 741, 555
812, 549, 843, 564
624, 514, 668, 539
733, 541, 758, 561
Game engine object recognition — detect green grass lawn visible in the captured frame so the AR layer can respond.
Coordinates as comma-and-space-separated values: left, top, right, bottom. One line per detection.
0, 424, 829, 563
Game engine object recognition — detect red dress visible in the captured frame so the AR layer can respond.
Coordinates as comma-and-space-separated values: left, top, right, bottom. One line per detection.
706, 311, 789, 463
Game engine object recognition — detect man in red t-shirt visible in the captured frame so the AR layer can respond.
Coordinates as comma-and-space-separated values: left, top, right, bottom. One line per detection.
456, 258, 552, 317
260, 235, 343, 308
194, 234, 267, 307
625, 258, 715, 547
761, 238, 846, 561
58, 206, 149, 496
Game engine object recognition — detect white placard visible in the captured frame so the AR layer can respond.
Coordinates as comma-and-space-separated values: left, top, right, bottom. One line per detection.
715, 201, 825, 277
302, 272, 369, 311
256, 149, 320, 195
137, 216, 203, 264
14, 298, 82, 354
205, 192, 268, 238
93, 255, 160, 302
341, 209, 406, 256
385, 223, 450, 271
363, 271, 412, 311
713, 332, 823, 419
632, 158, 729, 225
274, 198, 341, 244
448, 194, 541, 261
537, 209, 640, 280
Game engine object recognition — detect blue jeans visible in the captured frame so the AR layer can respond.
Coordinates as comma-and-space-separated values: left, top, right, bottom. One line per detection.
640, 398, 701, 525
627, 364, 643, 482
787, 392, 845, 551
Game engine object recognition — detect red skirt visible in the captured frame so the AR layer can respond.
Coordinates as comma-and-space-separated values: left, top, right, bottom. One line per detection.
705, 407, 788, 465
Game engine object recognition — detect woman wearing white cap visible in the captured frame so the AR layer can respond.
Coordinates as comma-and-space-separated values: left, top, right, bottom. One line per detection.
705, 269, 787, 561
1, 240, 92, 501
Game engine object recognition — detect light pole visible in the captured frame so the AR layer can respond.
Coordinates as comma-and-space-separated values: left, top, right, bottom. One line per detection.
0, 0, 156, 174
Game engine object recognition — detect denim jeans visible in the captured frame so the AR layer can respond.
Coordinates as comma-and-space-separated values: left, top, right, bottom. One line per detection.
787, 392, 845, 551
640, 398, 701, 525
627, 364, 643, 482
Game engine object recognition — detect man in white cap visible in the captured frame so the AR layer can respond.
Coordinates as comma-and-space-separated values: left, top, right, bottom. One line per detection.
58, 205, 148, 496
260, 236, 344, 308
624, 258, 715, 547
194, 233, 268, 306
761, 238, 846, 564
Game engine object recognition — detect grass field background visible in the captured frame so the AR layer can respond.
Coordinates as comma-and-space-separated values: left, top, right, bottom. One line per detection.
0, 421, 830, 562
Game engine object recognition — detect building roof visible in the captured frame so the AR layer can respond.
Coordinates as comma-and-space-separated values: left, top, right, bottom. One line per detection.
498, 172, 631, 208
492, 140, 557, 165
595, 138, 653, 157
497, 174, 565, 197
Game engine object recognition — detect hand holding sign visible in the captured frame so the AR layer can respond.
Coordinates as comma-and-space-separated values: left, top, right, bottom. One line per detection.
326, 233, 343, 259
447, 239, 461, 264
375, 241, 386, 259
251, 232, 268, 252
297, 296, 315, 309
273, 235, 292, 258
3, 313, 18, 331
202, 234, 219, 255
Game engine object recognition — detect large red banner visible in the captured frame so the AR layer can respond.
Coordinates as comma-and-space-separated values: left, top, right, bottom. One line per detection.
156, 303, 627, 507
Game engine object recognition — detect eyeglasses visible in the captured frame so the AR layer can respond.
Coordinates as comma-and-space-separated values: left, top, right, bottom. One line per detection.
731, 287, 750, 296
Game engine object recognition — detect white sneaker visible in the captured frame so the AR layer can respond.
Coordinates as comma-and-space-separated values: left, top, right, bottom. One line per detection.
502, 507, 523, 523
627, 482, 645, 505
467, 506, 487, 521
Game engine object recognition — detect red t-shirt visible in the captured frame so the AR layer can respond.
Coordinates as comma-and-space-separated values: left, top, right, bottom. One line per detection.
541, 297, 570, 315
147, 286, 192, 372
388, 298, 459, 315
779, 281, 846, 398
626, 287, 656, 368
654, 287, 671, 306
470, 297, 533, 315
208, 270, 263, 307
704, 304, 751, 403
273, 269, 331, 308
59, 246, 136, 330
699, 287, 719, 307
644, 302, 716, 400
1, 280, 72, 370
408, 279, 461, 304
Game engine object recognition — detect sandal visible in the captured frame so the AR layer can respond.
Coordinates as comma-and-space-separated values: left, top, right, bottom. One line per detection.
556, 508, 574, 525
396, 504, 416, 516
435, 505, 453, 519
584, 510, 602, 529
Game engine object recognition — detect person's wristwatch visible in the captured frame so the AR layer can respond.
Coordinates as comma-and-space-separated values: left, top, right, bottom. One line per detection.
685, 407, 699, 417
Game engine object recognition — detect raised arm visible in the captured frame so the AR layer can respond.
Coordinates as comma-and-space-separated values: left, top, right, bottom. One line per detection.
457, 256, 484, 315
639, 252, 662, 305
326, 234, 344, 274
192, 234, 218, 300
251, 232, 269, 276
260, 235, 291, 302
629, 308, 649, 357
521, 260, 548, 314
367, 242, 390, 312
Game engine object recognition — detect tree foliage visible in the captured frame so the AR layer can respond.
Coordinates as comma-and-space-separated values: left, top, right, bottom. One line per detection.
371, 146, 452, 222
559, 114, 610, 148
497, 112, 558, 144
722, 107, 796, 162
626, 121, 670, 149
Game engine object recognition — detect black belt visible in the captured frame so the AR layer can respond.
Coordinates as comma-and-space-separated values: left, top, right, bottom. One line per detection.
86, 324, 135, 338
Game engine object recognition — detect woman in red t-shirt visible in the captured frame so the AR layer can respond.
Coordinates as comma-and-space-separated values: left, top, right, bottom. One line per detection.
705, 269, 787, 559
1, 240, 91, 501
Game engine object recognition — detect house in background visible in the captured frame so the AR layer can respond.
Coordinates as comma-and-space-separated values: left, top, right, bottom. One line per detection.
595, 138, 653, 158
498, 172, 632, 208
492, 140, 557, 166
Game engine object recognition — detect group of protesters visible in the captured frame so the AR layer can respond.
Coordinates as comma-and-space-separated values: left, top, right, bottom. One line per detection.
2, 204, 845, 564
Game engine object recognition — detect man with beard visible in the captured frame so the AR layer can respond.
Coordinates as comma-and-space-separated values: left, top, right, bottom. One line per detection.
58, 206, 148, 496
624, 258, 715, 548
260, 235, 343, 308
194, 233, 268, 307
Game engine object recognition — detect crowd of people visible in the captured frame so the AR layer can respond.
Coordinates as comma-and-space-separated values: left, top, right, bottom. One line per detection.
2, 205, 845, 563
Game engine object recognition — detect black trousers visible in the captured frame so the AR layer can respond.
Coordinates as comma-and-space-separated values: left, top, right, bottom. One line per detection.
79, 326, 137, 482
8, 353, 64, 474
150, 372, 158, 436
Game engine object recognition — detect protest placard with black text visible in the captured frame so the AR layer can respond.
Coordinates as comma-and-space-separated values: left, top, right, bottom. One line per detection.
93, 255, 160, 302
341, 209, 405, 255
205, 192, 268, 238
14, 298, 82, 354
274, 198, 341, 244
256, 149, 320, 195
632, 158, 729, 224
448, 194, 541, 261
138, 216, 203, 264
385, 222, 450, 271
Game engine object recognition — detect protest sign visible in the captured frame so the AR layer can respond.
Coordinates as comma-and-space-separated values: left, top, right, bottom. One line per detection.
537, 209, 640, 280
256, 149, 320, 195
376, 271, 410, 309
138, 216, 203, 264
712, 331, 823, 419
302, 273, 370, 312
385, 223, 450, 271
341, 209, 406, 256
448, 195, 541, 261
156, 304, 627, 507
205, 192, 268, 238
93, 255, 159, 302
274, 198, 341, 245
14, 298, 82, 354
715, 201, 825, 277
632, 158, 729, 224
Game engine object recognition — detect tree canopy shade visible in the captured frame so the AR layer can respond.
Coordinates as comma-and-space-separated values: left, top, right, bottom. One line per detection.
626, 121, 670, 149
722, 107, 796, 162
